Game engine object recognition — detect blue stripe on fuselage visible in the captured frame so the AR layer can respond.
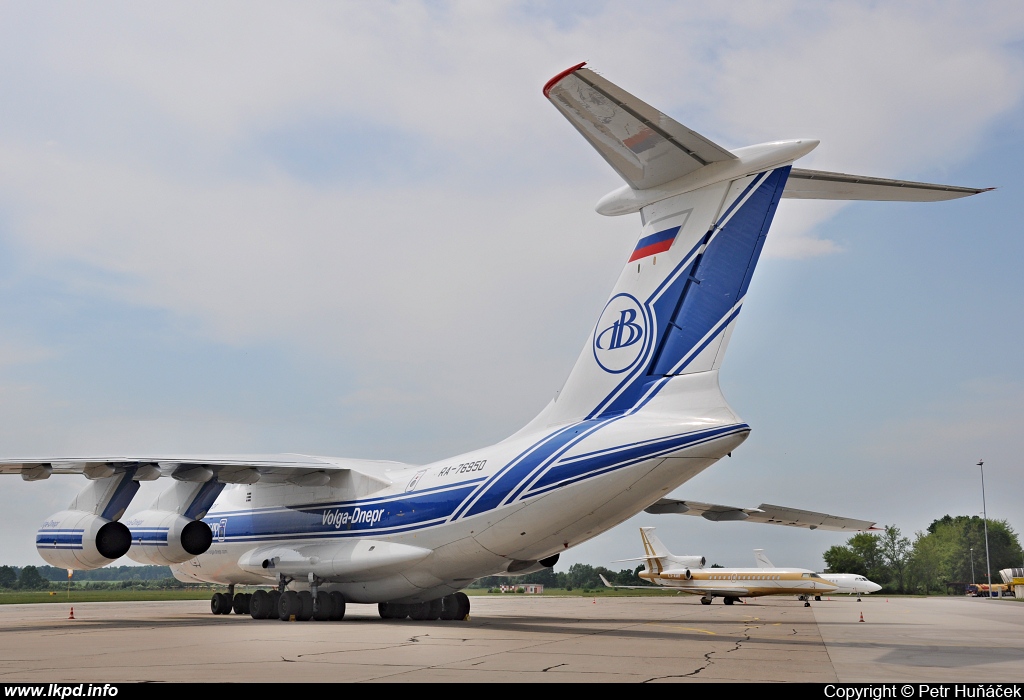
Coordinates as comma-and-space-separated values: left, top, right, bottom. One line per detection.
526, 424, 749, 496
205, 482, 481, 541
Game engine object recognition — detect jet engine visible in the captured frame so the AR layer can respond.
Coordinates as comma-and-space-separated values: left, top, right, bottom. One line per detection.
674, 555, 705, 569
36, 510, 133, 570
124, 510, 213, 565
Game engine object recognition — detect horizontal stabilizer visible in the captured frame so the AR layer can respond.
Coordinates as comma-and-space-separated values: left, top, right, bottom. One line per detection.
784, 168, 992, 201
644, 499, 876, 531
545, 63, 735, 190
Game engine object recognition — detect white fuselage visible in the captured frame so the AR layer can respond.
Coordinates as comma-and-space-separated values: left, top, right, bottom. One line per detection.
642, 566, 837, 598
171, 372, 749, 604
820, 573, 882, 595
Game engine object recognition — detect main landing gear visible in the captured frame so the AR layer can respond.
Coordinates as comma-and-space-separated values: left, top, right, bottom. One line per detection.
211, 584, 470, 622
211, 584, 253, 615
379, 592, 471, 621
798, 595, 811, 607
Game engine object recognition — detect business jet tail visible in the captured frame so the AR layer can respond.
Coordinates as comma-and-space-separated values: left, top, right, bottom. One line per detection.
636, 526, 669, 575
754, 549, 775, 568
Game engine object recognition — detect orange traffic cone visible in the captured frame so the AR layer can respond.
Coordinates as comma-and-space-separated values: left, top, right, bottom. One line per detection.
592, 598, 596, 604
68, 607, 75, 620
858, 611, 864, 623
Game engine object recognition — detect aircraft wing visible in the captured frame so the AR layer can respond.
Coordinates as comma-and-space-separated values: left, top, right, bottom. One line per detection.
598, 574, 662, 590
783, 168, 992, 202
679, 586, 750, 596
545, 63, 736, 190
599, 576, 749, 596
0, 454, 401, 490
644, 499, 876, 531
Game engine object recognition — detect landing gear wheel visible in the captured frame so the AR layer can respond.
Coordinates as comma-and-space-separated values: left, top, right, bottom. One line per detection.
379, 602, 408, 619
814, 596, 822, 602
440, 594, 459, 620
409, 599, 442, 621
804, 601, 811, 607
312, 593, 333, 621
232, 593, 251, 615
329, 591, 346, 621
700, 597, 712, 605
211, 592, 230, 615
297, 591, 314, 621
454, 592, 470, 620
278, 591, 301, 621
268, 590, 281, 615
250, 590, 271, 619
724, 597, 735, 605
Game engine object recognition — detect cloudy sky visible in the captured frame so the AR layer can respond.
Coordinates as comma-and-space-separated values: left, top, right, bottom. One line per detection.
1, 1, 1022, 574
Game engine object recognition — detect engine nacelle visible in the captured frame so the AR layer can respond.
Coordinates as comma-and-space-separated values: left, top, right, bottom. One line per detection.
674, 555, 706, 570
124, 510, 213, 565
36, 510, 132, 570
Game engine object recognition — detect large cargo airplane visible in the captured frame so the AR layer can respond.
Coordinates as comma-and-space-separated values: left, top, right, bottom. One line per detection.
754, 550, 882, 600
600, 528, 837, 606
0, 64, 988, 622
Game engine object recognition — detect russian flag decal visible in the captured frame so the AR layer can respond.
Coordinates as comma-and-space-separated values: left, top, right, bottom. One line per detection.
628, 226, 680, 262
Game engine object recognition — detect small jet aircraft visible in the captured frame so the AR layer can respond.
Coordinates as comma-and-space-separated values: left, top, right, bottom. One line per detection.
753, 550, 882, 601
0, 63, 987, 622
600, 528, 837, 606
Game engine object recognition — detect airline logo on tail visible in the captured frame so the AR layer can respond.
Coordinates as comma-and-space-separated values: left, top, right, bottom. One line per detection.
593, 294, 649, 374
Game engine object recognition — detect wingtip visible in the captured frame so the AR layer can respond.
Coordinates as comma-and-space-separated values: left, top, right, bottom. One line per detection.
543, 61, 587, 98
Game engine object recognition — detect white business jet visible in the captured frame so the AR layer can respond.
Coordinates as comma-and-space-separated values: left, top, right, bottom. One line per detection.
0, 63, 987, 622
600, 528, 837, 606
753, 550, 882, 601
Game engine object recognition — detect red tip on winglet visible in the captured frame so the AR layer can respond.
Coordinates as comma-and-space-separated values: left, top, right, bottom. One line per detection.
543, 62, 587, 98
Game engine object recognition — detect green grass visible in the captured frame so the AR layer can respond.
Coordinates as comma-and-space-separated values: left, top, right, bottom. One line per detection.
0, 589, 217, 604
466, 587, 680, 597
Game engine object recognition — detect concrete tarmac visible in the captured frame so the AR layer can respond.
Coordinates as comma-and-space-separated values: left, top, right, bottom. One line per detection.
0, 595, 1021, 683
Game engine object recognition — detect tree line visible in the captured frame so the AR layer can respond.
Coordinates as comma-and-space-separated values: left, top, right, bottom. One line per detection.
823, 515, 1022, 594
472, 564, 651, 591
0, 565, 174, 590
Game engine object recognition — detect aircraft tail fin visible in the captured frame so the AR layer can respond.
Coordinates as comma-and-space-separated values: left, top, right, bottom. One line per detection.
639, 527, 671, 575
527, 64, 794, 426
754, 549, 775, 568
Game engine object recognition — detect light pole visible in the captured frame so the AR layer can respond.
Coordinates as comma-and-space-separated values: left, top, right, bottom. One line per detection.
979, 460, 993, 598
970, 547, 975, 588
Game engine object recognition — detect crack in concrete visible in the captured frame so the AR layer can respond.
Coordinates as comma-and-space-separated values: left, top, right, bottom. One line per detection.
643, 624, 754, 682
542, 663, 567, 672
